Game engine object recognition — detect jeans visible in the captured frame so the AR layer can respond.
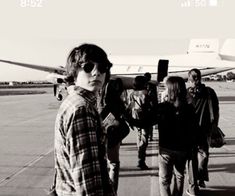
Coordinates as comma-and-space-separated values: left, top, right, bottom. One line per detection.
137, 127, 150, 164
108, 143, 120, 192
149, 126, 153, 140
198, 143, 209, 181
158, 148, 188, 196
187, 147, 199, 195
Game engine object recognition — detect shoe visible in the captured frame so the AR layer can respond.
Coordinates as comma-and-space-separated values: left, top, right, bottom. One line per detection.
186, 189, 198, 196
198, 180, 206, 188
137, 162, 149, 170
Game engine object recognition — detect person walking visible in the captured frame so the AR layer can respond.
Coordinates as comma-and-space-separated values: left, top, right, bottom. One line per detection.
156, 76, 198, 196
129, 76, 151, 170
187, 68, 219, 192
144, 72, 158, 141
98, 78, 130, 193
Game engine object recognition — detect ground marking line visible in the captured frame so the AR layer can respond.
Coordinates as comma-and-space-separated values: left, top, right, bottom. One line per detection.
0, 147, 54, 186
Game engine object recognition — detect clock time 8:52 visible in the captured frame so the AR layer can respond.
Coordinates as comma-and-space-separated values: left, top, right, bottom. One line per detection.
20, 0, 43, 7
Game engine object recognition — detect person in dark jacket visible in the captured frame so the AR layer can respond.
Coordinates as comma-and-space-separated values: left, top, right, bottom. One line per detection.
99, 78, 130, 192
157, 76, 198, 196
144, 72, 158, 141
187, 68, 219, 192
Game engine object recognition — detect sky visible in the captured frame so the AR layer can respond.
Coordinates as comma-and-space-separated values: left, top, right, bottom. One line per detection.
0, 0, 235, 81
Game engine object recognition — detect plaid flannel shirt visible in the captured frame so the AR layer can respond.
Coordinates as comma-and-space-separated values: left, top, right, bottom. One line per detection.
54, 87, 115, 196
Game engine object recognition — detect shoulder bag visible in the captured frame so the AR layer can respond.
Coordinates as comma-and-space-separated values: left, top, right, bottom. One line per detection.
208, 89, 226, 148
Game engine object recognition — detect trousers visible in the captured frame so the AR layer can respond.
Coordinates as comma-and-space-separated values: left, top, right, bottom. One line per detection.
137, 127, 150, 164
108, 143, 120, 192
158, 148, 188, 196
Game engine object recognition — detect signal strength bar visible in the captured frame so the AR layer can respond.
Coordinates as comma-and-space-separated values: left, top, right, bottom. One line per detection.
181, 0, 191, 7
180, 0, 218, 8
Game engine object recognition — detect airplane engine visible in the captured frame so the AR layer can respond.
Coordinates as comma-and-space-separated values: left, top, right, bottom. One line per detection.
47, 74, 66, 101
53, 84, 64, 101
56, 93, 63, 101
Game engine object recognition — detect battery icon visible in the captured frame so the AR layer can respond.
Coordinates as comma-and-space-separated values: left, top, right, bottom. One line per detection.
208, 0, 218, 7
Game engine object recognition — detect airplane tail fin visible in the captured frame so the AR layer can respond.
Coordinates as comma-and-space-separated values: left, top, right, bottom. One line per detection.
188, 39, 219, 54
220, 39, 235, 61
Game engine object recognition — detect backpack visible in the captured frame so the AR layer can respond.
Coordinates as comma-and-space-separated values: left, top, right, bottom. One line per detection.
129, 90, 154, 128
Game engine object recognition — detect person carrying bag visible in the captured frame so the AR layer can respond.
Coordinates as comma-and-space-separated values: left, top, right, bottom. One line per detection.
98, 78, 130, 192
100, 103, 130, 148
208, 89, 226, 148
187, 68, 220, 191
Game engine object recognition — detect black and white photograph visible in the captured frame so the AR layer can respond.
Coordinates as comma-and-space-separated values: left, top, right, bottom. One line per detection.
0, 0, 235, 195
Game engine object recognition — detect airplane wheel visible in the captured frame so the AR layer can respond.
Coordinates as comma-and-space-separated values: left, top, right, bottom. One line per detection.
57, 94, 63, 101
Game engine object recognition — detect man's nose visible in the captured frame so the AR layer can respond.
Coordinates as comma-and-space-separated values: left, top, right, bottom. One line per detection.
91, 64, 101, 76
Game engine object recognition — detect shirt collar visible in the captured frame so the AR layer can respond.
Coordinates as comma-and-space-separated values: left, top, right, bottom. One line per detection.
74, 86, 97, 106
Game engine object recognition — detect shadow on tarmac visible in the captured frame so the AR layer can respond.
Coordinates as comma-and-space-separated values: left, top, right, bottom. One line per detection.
218, 96, 235, 101
121, 144, 159, 153
210, 151, 235, 157
119, 172, 158, 178
209, 162, 235, 173
223, 137, 235, 146
120, 142, 136, 146
200, 186, 235, 196
119, 165, 159, 178
121, 146, 138, 151
120, 166, 158, 172
146, 152, 158, 157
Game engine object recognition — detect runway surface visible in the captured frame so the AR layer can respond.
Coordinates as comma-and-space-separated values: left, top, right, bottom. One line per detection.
0, 82, 234, 196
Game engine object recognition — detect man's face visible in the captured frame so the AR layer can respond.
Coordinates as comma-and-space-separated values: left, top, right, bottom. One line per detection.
75, 61, 107, 92
188, 74, 200, 88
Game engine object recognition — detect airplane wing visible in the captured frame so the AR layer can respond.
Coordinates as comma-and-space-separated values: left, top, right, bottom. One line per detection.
168, 67, 234, 79
219, 54, 235, 61
111, 67, 234, 89
0, 56, 234, 89
1, 38, 235, 81
1, 39, 234, 100
0, 59, 66, 75
109, 49, 235, 88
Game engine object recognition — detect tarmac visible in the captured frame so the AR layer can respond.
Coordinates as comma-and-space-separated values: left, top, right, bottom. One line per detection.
0, 82, 234, 196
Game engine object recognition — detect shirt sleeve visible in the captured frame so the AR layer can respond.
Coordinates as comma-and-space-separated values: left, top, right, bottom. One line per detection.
209, 88, 220, 125
67, 105, 104, 195
188, 104, 200, 146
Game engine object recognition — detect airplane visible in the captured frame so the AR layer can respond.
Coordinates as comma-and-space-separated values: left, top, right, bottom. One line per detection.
0, 38, 235, 100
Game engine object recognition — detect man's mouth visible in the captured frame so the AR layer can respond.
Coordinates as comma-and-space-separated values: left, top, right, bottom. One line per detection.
90, 80, 101, 84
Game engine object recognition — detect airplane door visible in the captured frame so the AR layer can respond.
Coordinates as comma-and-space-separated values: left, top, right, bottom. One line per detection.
157, 59, 169, 82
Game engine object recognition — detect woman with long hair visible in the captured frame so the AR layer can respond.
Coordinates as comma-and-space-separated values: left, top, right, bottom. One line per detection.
157, 76, 198, 196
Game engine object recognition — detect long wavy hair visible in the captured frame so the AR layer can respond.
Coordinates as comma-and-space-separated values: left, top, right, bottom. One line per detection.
166, 76, 187, 107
